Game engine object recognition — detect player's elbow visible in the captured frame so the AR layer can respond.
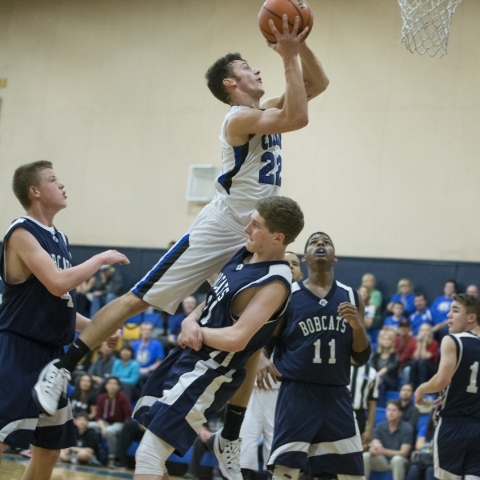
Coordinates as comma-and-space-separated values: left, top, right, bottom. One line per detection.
49, 283, 69, 297
291, 113, 308, 130
227, 339, 247, 353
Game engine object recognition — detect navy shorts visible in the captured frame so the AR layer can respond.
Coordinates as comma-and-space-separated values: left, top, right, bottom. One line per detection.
0, 332, 75, 450
133, 346, 245, 455
268, 380, 364, 477
435, 417, 480, 479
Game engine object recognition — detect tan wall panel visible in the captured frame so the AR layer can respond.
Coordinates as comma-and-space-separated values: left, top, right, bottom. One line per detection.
0, 0, 478, 261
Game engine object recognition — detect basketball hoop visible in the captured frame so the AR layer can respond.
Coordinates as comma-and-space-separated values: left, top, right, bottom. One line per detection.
396, 0, 463, 57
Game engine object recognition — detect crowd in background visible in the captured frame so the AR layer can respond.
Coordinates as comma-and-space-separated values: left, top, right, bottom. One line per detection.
2, 267, 477, 476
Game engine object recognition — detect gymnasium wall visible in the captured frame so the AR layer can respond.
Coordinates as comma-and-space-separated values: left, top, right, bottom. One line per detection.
0, 0, 479, 262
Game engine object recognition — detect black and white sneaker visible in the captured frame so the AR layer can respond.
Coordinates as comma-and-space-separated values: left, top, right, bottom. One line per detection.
32, 359, 71, 416
206, 428, 242, 480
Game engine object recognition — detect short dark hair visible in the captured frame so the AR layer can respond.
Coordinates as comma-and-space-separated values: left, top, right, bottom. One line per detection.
205, 53, 245, 104
304, 232, 334, 253
75, 411, 90, 421
12, 160, 53, 208
120, 345, 134, 355
446, 279, 458, 290
453, 293, 480, 325
386, 399, 402, 410
105, 376, 121, 387
255, 196, 304, 246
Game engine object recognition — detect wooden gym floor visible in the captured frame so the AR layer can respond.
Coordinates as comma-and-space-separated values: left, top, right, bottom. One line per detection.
0, 453, 184, 480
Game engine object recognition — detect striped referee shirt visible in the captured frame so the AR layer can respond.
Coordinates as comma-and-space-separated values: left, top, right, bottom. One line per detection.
349, 363, 379, 410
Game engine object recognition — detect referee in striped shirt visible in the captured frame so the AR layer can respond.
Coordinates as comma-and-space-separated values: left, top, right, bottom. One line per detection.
350, 361, 379, 449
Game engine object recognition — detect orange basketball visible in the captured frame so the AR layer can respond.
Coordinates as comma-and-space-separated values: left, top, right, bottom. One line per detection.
258, 0, 313, 44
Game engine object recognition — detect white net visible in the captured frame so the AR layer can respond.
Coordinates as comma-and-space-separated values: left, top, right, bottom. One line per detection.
397, 0, 463, 57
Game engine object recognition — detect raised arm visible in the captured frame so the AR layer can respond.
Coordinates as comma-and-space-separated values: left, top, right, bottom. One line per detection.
6, 228, 129, 297
262, 40, 329, 110
227, 16, 308, 143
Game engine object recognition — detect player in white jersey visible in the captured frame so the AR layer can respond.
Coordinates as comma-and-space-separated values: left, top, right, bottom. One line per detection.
415, 294, 480, 480
34, 15, 328, 427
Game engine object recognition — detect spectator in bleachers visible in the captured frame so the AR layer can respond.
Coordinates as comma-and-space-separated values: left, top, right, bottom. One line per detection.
75, 276, 96, 318
405, 411, 435, 480
88, 342, 116, 389
398, 383, 419, 434
184, 407, 224, 480
363, 400, 413, 480
90, 265, 125, 317
384, 302, 408, 331
387, 279, 415, 316
131, 321, 165, 388
394, 319, 417, 385
93, 376, 132, 468
70, 374, 98, 421
359, 286, 376, 329
166, 296, 198, 353
112, 345, 140, 401
350, 361, 379, 450
59, 412, 99, 465
466, 284, 479, 297
113, 419, 145, 469
409, 294, 433, 337
408, 324, 439, 390
361, 273, 384, 328
371, 329, 399, 407
431, 279, 456, 340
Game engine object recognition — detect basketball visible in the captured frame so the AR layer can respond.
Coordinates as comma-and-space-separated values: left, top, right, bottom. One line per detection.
258, 0, 313, 44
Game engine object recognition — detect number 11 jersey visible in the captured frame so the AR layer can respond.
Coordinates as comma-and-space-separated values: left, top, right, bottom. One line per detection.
274, 280, 358, 386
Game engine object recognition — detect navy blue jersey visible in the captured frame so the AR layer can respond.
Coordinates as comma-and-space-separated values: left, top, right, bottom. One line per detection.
439, 331, 480, 420
0, 217, 76, 346
197, 247, 292, 369
275, 280, 358, 386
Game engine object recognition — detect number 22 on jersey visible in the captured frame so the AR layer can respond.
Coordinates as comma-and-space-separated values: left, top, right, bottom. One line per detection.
259, 152, 282, 186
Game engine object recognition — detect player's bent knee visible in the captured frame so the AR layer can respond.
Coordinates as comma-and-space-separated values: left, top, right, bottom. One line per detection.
135, 430, 174, 476
272, 465, 300, 480
121, 291, 150, 315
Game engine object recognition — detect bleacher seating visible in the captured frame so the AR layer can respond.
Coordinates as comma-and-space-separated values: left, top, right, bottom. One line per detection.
370, 471, 393, 480
142, 312, 162, 328
385, 390, 400, 402
375, 407, 386, 425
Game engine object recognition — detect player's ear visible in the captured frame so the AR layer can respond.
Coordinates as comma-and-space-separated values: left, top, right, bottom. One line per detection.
333, 255, 338, 263
223, 77, 237, 88
274, 232, 285, 245
29, 185, 40, 198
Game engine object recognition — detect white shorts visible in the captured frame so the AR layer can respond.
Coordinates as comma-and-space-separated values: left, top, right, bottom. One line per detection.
239, 385, 279, 471
132, 199, 247, 314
